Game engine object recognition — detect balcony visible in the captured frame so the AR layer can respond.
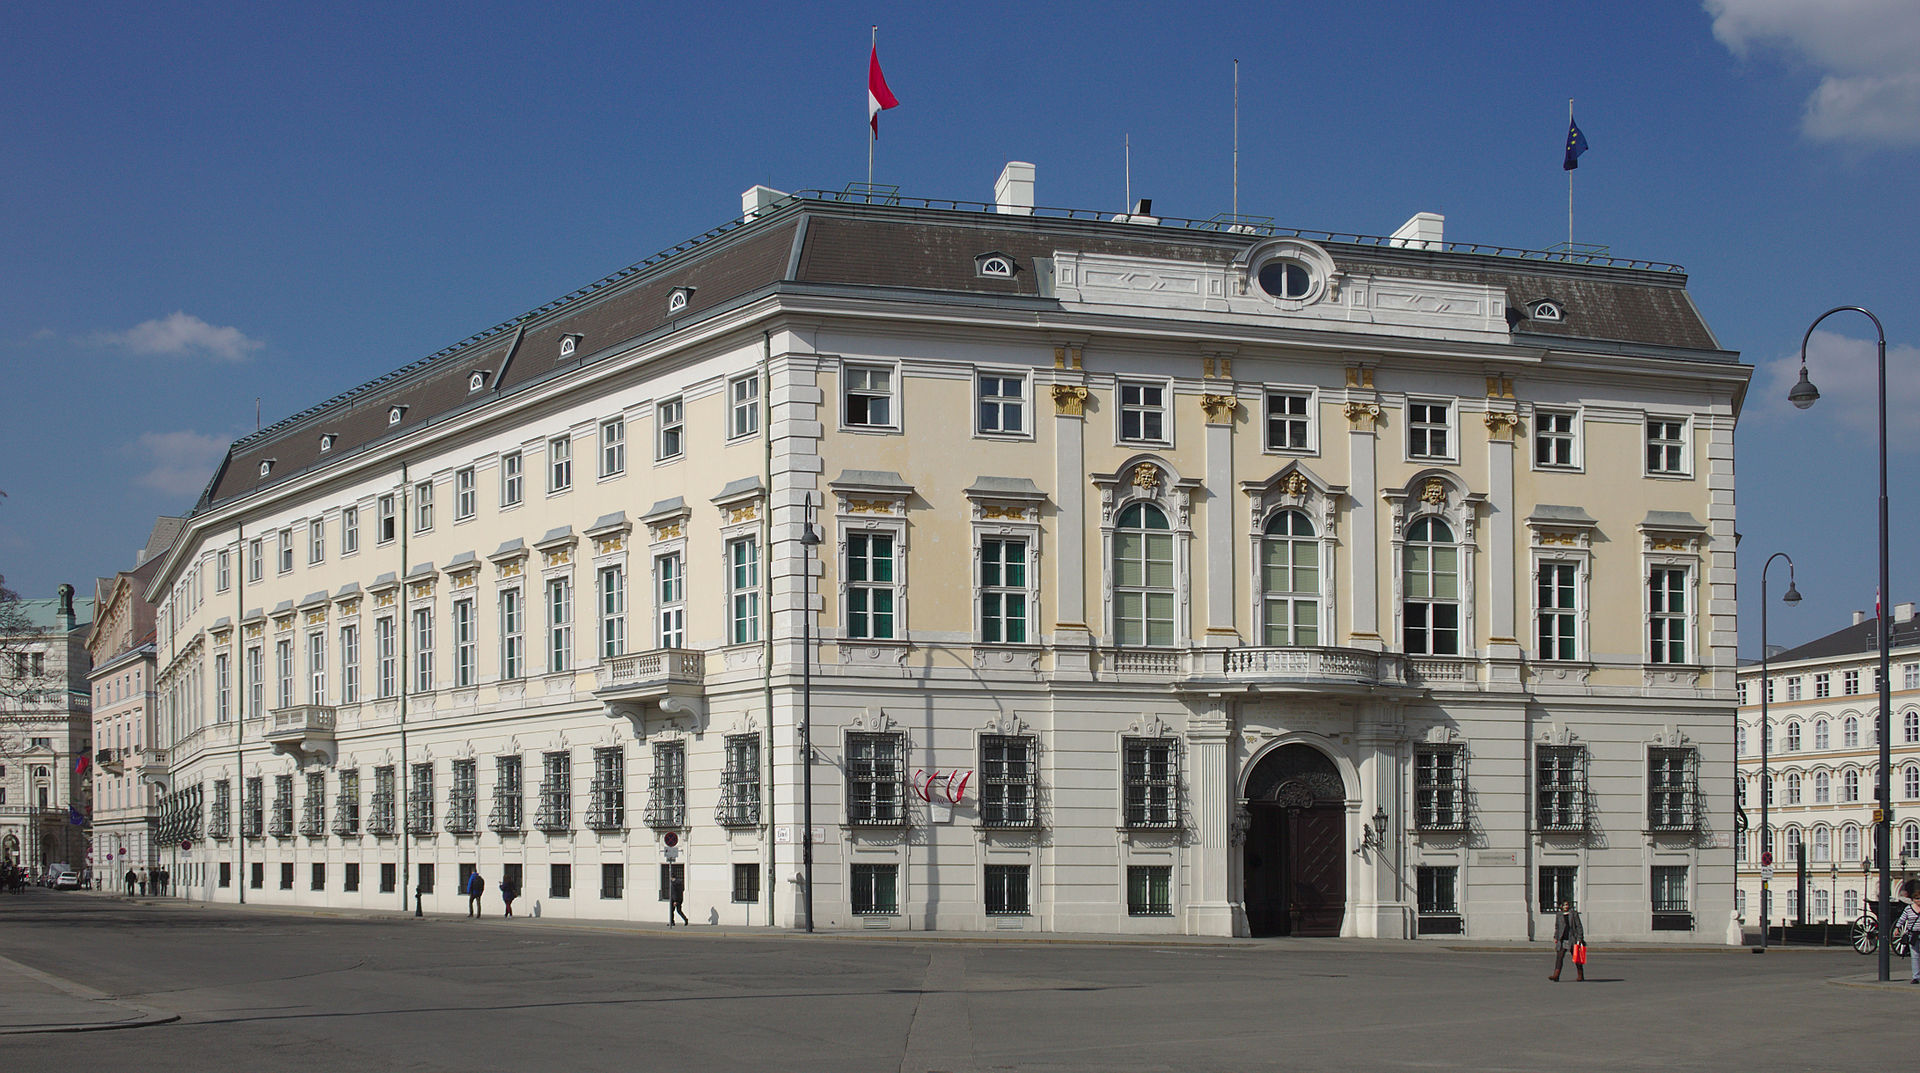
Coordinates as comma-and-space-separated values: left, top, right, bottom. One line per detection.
129, 747, 170, 789
264, 705, 337, 765
1099, 646, 1421, 693
96, 748, 124, 776
594, 648, 706, 734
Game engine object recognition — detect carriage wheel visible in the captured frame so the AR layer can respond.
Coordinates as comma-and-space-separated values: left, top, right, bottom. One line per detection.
1852, 914, 1881, 955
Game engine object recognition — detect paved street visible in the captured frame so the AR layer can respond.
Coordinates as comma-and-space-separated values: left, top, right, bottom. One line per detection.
0, 890, 1904, 1071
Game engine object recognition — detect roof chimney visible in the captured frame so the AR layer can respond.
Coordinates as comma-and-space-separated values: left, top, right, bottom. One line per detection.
1390, 212, 1444, 250
1853, 610, 1866, 625
741, 185, 788, 222
993, 162, 1035, 216
1899, 602, 1916, 624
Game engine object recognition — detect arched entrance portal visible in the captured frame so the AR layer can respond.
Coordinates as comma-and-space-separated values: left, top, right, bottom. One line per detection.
1242, 743, 1347, 937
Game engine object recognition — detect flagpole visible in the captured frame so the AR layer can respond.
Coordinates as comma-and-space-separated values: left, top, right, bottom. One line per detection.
1567, 98, 1574, 251
1232, 60, 1239, 222
868, 26, 877, 202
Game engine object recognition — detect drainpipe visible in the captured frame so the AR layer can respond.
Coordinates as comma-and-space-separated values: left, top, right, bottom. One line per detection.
235, 523, 246, 904
399, 464, 411, 912
762, 329, 774, 927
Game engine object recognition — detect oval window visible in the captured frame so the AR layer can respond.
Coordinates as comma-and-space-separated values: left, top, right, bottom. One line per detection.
1257, 260, 1313, 300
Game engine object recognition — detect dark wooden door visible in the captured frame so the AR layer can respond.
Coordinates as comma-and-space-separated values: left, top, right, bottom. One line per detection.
1243, 803, 1287, 936
1242, 801, 1347, 937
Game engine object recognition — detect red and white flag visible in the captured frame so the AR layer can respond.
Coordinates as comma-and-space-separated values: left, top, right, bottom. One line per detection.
868, 45, 898, 137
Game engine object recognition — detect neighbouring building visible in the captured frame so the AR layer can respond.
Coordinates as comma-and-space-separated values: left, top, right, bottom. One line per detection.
86, 517, 185, 885
1735, 602, 1920, 928
0, 584, 94, 875
145, 163, 1748, 940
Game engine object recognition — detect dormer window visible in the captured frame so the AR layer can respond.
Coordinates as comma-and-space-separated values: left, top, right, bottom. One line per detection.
667, 287, 694, 315
976, 253, 1015, 279
559, 334, 581, 358
468, 371, 488, 393
388, 406, 406, 427
1529, 299, 1564, 322
1244, 238, 1335, 309
258, 460, 275, 478
319, 434, 336, 454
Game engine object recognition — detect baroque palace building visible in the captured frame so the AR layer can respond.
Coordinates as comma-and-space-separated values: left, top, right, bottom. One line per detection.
146, 163, 1747, 939
1734, 603, 1920, 928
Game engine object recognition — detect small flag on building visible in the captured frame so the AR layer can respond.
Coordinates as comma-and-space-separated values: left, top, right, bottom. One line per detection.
869, 44, 899, 138
73, 752, 90, 776
1563, 117, 1589, 171
68, 806, 86, 827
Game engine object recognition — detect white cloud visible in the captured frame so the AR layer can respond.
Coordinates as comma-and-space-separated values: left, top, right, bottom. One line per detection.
132, 430, 229, 498
92, 312, 263, 362
1751, 329, 1920, 445
1706, 0, 1920, 146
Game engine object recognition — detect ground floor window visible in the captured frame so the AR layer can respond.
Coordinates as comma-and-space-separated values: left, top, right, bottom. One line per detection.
418, 863, 434, 896
733, 863, 760, 904
1417, 866, 1461, 934
250, 862, 263, 890
344, 863, 359, 893
280, 863, 294, 890
219, 862, 231, 888
985, 864, 1030, 916
1845, 889, 1860, 918
549, 864, 571, 899
601, 863, 624, 899
380, 862, 396, 894
1126, 864, 1172, 916
852, 863, 899, 915
311, 864, 326, 891
1734, 889, 1746, 916
502, 864, 522, 900
1538, 865, 1577, 913
659, 862, 685, 901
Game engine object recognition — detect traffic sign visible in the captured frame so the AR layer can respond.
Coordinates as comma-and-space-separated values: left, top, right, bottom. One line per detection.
1874, 809, 1886, 824
1760, 866, 1774, 881
664, 832, 679, 848
1761, 851, 1773, 867
663, 846, 679, 862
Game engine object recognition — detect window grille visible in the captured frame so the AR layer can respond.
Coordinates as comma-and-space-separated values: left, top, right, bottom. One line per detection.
490, 756, 524, 832
408, 763, 435, 835
1417, 866, 1462, 934
1126, 864, 1172, 916
535, 751, 571, 831
243, 777, 264, 838
1414, 745, 1467, 831
332, 770, 360, 836
645, 742, 686, 829
588, 747, 625, 830
209, 780, 232, 840
1536, 747, 1588, 832
270, 775, 294, 837
847, 733, 907, 825
717, 734, 761, 826
985, 864, 1031, 915
368, 766, 397, 836
446, 759, 478, 834
1648, 748, 1699, 831
300, 773, 326, 836
1123, 737, 1181, 828
851, 863, 899, 914
1538, 865, 1578, 912
980, 735, 1037, 827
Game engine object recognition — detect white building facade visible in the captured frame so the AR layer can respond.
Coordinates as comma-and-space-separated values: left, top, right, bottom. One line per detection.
146, 166, 1748, 940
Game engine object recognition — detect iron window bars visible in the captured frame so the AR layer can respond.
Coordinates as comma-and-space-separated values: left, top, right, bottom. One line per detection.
1648, 747, 1699, 831
299, 773, 326, 836
644, 742, 686, 829
1414, 745, 1468, 831
331, 770, 360, 836
269, 775, 294, 837
588, 747, 625, 830
847, 733, 907, 825
408, 763, 435, 835
980, 735, 1037, 827
535, 751, 571, 831
717, 734, 761, 827
490, 756, 524, 832
1536, 746, 1589, 832
368, 766, 397, 836
1123, 737, 1181, 828
446, 759, 478, 834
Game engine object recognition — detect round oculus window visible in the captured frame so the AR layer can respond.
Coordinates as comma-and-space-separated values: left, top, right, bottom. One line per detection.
1257, 259, 1313, 300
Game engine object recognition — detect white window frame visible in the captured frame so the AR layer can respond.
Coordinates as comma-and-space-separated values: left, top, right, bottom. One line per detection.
597, 564, 626, 659
500, 450, 524, 508
975, 371, 1029, 439
374, 615, 397, 699
1531, 407, 1582, 471
217, 549, 232, 591
655, 398, 684, 461
654, 550, 686, 649
546, 577, 573, 674
377, 495, 397, 545
1645, 415, 1691, 477
215, 652, 231, 722
277, 529, 294, 575
499, 587, 525, 680
341, 507, 359, 556
726, 536, 761, 646
249, 538, 264, 582
1647, 565, 1693, 665
844, 530, 901, 640
600, 417, 626, 478
1405, 397, 1456, 462
413, 481, 434, 533
842, 363, 898, 431
275, 638, 294, 710
306, 630, 326, 704
339, 622, 359, 704
455, 467, 476, 521
548, 435, 573, 493
452, 597, 477, 687
412, 605, 435, 693
729, 373, 761, 440
1262, 387, 1317, 454
1115, 378, 1169, 446
309, 520, 326, 564
1255, 507, 1325, 647
1529, 533, 1591, 663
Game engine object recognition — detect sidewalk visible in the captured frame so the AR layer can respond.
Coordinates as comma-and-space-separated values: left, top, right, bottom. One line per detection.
0, 953, 177, 1035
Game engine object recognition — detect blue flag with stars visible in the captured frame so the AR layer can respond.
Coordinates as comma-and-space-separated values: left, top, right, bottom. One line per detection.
1563, 118, 1589, 171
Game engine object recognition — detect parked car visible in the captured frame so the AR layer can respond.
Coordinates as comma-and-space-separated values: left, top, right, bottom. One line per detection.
52, 872, 81, 890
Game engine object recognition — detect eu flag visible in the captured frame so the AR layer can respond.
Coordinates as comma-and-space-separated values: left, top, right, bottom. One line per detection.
1563, 118, 1589, 171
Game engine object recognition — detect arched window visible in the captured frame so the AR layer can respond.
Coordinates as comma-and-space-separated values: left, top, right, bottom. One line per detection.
1765, 774, 1775, 806
1906, 764, 1920, 800
1736, 777, 1747, 805
1260, 510, 1320, 646
1113, 503, 1174, 647
1815, 771, 1831, 804
1845, 769, 1861, 802
1786, 827, 1803, 855
1845, 716, 1860, 748
1815, 719, 1831, 750
1785, 888, 1799, 920
1737, 724, 1748, 757
1814, 826, 1832, 863
1786, 722, 1802, 751
1906, 710, 1919, 744
1906, 822, 1920, 858
1844, 823, 1861, 862
1402, 517, 1459, 655
1762, 827, 1775, 855
1786, 773, 1802, 804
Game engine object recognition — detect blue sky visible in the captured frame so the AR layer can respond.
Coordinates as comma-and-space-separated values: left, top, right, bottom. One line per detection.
4, 1, 1917, 654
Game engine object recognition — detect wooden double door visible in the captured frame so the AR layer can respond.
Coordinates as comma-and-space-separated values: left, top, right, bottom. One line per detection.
1242, 743, 1347, 937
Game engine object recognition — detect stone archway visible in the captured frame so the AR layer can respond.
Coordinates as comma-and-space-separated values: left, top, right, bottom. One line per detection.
1241, 743, 1348, 937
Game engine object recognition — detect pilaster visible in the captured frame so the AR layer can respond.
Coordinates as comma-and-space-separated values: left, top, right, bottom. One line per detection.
1200, 385, 1240, 646
1343, 367, 1383, 649
1185, 701, 1236, 936
1050, 346, 1093, 674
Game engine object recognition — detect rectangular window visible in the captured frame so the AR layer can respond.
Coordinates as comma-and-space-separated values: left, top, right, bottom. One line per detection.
1907, 663, 1920, 691
1117, 380, 1166, 443
1646, 418, 1687, 474
1264, 390, 1311, 451
1648, 567, 1689, 664
730, 374, 761, 438
656, 553, 685, 648
598, 565, 625, 658
306, 631, 326, 704
311, 863, 326, 891
844, 366, 895, 428
377, 494, 397, 544
452, 598, 476, 687
375, 617, 397, 699
536, 751, 571, 831
847, 733, 905, 825
1123, 737, 1180, 828
339, 624, 359, 704
271, 774, 294, 837
846, 533, 896, 640
656, 398, 683, 460
413, 481, 433, 533
1845, 670, 1860, 695
1786, 677, 1803, 701
1649, 748, 1698, 831
249, 537, 264, 582
501, 450, 524, 507
548, 435, 573, 492
209, 780, 232, 841
980, 735, 1036, 827
1652, 865, 1689, 915
500, 589, 524, 680
547, 578, 572, 672
491, 756, 524, 832
985, 864, 1031, 915
1536, 562, 1578, 661
217, 549, 232, 591
1536, 746, 1587, 831
732, 862, 760, 904
600, 418, 625, 477
380, 862, 396, 894
275, 639, 294, 710
1417, 866, 1461, 933
728, 538, 760, 645
850, 863, 899, 914
719, 734, 761, 826
412, 607, 434, 692
215, 653, 231, 723
601, 863, 624, 899
977, 374, 1025, 435
657, 862, 685, 901
1407, 400, 1451, 459
1538, 866, 1578, 913
242, 776, 264, 838
250, 862, 264, 889
278, 529, 294, 574
447, 758, 477, 833
309, 519, 325, 564
334, 769, 360, 836
344, 863, 359, 893
409, 762, 434, 834
1816, 672, 1831, 698
1126, 865, 1172, 916
455, 467, 476, 520
979, 539, 1027, 644
646, 742, 686, 828
220, 862, 232, 888
1414, 745, 1466, 830
418, 863, 435, 896
1534, 409, 1577, 468
280, 862, 294, 890
342, 506, 359, 555
589, 747, 625, 830
247, 645, 264, 718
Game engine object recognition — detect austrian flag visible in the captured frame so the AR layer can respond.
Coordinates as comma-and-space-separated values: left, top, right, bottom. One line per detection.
868, 45, 898, 137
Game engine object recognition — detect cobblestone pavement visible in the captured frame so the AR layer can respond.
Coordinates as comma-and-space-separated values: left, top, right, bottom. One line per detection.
0, 890, 1904, 1071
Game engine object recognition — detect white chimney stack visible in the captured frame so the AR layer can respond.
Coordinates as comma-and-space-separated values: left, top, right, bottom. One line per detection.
994, 162, 1035, 216
1853, 610, 1867, 625
1898, 602, 1915, 623
741, 185, 787, 221
1390, 212, 1445, 250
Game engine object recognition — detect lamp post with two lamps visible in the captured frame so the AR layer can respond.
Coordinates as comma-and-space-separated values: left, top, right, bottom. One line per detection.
1789, 304, 1895, 981
1757, 551, 1801, 952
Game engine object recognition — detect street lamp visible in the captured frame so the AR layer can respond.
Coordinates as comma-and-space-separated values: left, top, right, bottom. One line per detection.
1791, 305, 1894, 980
1758, 551, 1801, 952
798, 494, 821, 934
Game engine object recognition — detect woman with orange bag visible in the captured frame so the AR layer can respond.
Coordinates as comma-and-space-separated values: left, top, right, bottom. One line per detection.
1550, 898, 1587, 982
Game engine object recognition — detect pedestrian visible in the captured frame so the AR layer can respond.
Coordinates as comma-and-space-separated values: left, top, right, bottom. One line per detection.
466, 869, 486, 917
500, 875, 517, 918
124, 868, 136, 896
138, 867, 148, 896
668, 871, 689, 926
157, 868, 168, 896
1550, 898, 1586, 982
1898, 880, 1920, 984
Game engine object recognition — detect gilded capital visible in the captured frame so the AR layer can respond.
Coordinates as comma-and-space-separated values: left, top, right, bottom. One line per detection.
1200, 393, 1240, 425
1344, 401, 1382, 429
1483, 411, 1521, 441
1051, 383, 1090, 416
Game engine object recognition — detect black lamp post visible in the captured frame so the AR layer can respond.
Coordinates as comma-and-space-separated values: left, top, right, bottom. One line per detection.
1791, 305, 1894, 981
1758, 551, 1801, 952
799, 494, 821, 934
